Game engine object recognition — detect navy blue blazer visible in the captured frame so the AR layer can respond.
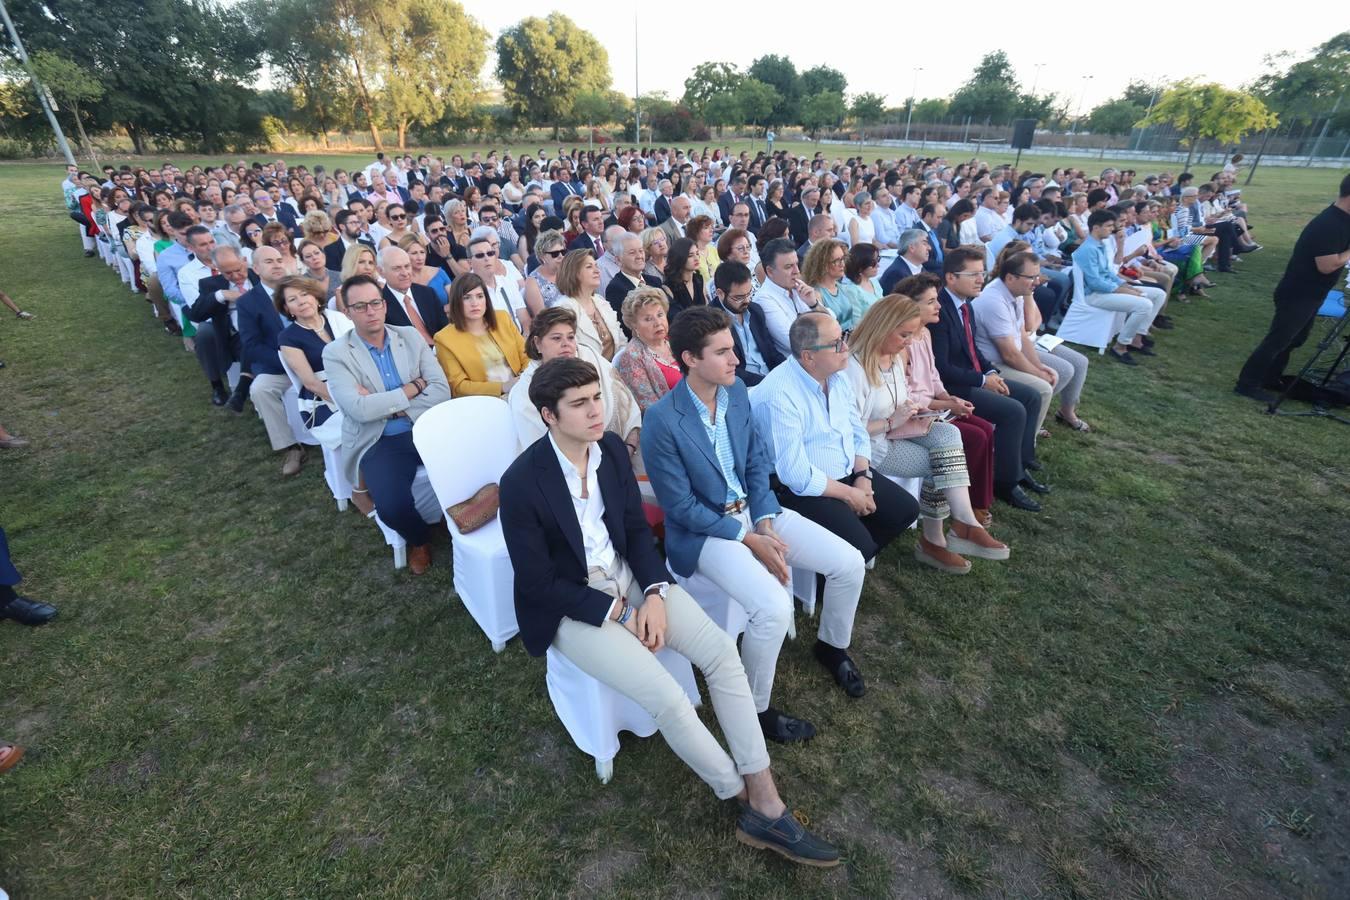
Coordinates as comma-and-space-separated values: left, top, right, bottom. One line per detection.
236, 284, 286, 376
928, 287, 994, 392
500, 430, 668, 657
255, 205, 301, 238
878, 255, 921, 295
189, 271, 260, 330
382, 283, 449, 335
550, 180, 583, 212
710, 299, 783, 386
653, 194, 672, 224
640, 379, 780, 577
923, 226, 945, 273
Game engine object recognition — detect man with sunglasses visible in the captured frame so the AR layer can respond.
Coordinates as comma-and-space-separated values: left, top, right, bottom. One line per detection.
750, 311, 919, 568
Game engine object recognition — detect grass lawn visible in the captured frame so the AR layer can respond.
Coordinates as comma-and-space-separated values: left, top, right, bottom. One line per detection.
1, 152, 1347, 899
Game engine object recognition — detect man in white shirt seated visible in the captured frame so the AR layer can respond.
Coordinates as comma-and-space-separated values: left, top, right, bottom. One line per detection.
869, 188, 900, 250
752, 239, 831, 358
974, 188, 1005, 243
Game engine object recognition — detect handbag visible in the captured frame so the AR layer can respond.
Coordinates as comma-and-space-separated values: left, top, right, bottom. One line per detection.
447, 483, 499, 533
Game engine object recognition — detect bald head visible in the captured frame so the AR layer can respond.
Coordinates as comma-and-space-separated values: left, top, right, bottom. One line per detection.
251, 246, 286, 286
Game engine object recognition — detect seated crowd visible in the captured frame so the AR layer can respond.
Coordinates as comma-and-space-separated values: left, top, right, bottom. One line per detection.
59, 146, 1262, 867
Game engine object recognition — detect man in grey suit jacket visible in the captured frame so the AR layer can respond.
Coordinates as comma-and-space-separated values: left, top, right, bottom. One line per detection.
659, 195, 693, 247
323, 274, 451, 574
640, 307, 869, 736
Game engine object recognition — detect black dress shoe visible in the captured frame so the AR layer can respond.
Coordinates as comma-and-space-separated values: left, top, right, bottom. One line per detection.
1233, 384, 1277, 404
1132, 343, 1157, 357
814, 644, 866, 698
1153, 315, 1175, 330
1108, 347, 1138, 366
1024, 457, 1043, 472
225, 381, 249, 413
1139, 334, 1155, 348
758, 707, 817, 743
211, 385, 230, 406
1020, 470, 1052, 494
998, 485, 1042, 512
0, 595, 58, 625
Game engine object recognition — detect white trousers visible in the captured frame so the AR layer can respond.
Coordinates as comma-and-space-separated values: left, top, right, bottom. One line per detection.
1085, 285, 1167, 343
693, 509, 865, 712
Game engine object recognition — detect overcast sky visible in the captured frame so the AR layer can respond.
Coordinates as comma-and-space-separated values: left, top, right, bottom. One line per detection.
471, 5, 1335, 112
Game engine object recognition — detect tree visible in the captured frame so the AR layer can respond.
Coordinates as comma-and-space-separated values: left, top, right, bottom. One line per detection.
5, 0, 262, 154
1087, 98, 1147, 135
496, 13, 612, 138
800, 90, 846, 139
1252, 31, 1350, 130
849, 92, 887, 127
735, 78, 775, 132
800, 65, 847, 98
681, 62, 741, 117
746, 55, 800, 127
913, 98, 950, 121
572, 89, 628, 141
248, 0, 353, 147
25, 51, 103, 162
949, 50, 1022, 123
1142, 81, 1278, 170
702, 91, 740, 137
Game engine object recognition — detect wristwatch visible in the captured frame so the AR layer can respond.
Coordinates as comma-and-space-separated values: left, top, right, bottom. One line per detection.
644, 583, 668, 602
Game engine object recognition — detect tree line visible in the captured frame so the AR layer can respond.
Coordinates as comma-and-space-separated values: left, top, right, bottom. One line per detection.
0, 2, 1344, 158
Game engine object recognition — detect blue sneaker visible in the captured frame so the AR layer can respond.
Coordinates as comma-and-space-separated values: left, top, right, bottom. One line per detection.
736, 807, 842, 867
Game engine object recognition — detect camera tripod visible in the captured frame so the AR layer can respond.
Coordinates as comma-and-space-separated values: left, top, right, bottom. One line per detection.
1267, 306, 1350, 426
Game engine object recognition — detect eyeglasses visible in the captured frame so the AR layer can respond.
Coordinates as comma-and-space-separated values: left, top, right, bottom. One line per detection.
951, 270, 986, 279
829, 256, 846, 265
806, 330, 850, 353
726, 290, 753, 303
426, 228, 446, 236
471, 249, 499, 259
346, 298, 386, 313
542, 249, 566, 258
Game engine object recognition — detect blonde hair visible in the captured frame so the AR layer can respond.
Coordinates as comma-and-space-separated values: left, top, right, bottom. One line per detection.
302, 210, 332, 239
340, 243, 378, 283
801, 239, 847, 287
849, 294, 924, 387
641, 226, 667, 257
556, 249, 597, 298
534, 228, 566, 255
620, 285, 669, 329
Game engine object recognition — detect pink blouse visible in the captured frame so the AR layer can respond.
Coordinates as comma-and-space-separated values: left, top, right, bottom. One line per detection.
904, 333, 947, 409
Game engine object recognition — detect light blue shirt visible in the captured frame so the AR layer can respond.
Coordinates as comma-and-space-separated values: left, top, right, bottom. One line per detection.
894, 202, 920, 231
156, 242, 192, 306
727, 308, 767, 376
987, 224, 1025, 263
363, 335, 412, 436
690, 385, 746, 506
1071, 235, 1124, 295
750, 358, 870, 497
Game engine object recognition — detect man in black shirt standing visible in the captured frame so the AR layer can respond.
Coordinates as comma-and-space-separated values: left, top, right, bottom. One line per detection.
1236, 174, 1350, 402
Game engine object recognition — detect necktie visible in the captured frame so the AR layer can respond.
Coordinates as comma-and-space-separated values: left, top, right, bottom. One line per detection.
960, 303, 980, 369
400, 292, 433, 345
595, 236, 603, 256
210, 267, 220, 276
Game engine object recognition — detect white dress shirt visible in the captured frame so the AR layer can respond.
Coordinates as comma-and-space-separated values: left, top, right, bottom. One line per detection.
752, 278, 835, 358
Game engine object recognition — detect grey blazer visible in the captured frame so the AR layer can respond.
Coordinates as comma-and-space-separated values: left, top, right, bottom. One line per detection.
322, 324, 451, 483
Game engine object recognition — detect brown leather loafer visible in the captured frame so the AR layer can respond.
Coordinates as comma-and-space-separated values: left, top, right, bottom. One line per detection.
408, 543, 432, 575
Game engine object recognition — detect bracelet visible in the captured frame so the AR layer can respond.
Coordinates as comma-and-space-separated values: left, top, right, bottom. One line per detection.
616, 601, 633, 625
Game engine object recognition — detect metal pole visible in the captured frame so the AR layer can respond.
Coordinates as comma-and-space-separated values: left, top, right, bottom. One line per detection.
1030, 63, 1045, 97
0, 0, 77, 166
1132, 88, 1158, 153
904, 67, 922, 142
1306, 92, 1343, 167
633, 15, 640, 145
1245, 127, 1274, 185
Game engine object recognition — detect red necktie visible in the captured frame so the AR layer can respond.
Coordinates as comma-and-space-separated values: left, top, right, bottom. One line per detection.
960, 303, 980, 369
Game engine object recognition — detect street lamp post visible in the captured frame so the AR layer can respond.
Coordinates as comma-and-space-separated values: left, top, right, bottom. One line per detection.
1029, 63, 1045, 97
1069, 75, 1093, 147
903, 67, 923, 143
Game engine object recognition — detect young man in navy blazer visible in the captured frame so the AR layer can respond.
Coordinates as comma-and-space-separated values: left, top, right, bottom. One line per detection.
642, 307, 869, 716
499, 357, 840, 868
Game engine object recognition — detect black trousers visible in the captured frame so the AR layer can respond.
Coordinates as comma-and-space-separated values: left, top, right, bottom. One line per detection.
1236, 294, 1325, 391
194, 319, 241, 383
773, 471, 918, 563
951, 381, 1039, 490
1211, 222, 1238, 271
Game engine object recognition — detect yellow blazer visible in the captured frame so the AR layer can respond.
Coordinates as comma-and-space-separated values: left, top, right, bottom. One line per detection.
433, 318, 527, 397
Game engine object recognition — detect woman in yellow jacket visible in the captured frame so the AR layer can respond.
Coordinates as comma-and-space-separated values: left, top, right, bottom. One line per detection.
433, 273, 528, 398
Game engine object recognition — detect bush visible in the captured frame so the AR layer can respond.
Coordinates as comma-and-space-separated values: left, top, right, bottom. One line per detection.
650, 105, 709, 142
0, 138, 30, 160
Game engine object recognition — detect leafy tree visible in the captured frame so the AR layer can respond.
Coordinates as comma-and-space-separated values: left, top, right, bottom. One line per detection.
702, 91, 741, 137
681, 62, 741, 117
800, 65, 847, 98
1121, 80, 1164, 109
913, 97, 950, 121
572, 89, 629, 139
1252, 31, 1350, 129
248, 0, 353, 147
948, 50, 1022, 123
800, 90, 846, 139
25, 50, 103, 162
496, 13, 612, 138
746, 55, 800, 127
735, 78, 775, 131
5, 0, 262, 153
849, 92, 887, 127
1142, 81, 1278, 170
1087, 98, 1147, 135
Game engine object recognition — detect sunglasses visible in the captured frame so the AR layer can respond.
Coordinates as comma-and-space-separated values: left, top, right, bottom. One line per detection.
806, 330, 851, 353
542, 249, 566, 258
389, 214, 407, 221
471, 249, 499, 259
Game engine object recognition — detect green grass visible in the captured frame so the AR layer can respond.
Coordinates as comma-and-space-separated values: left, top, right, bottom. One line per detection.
1, 153, 1347, 899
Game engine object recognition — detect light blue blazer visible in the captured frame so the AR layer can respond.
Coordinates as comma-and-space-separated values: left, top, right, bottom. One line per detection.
639, 378, 781, 577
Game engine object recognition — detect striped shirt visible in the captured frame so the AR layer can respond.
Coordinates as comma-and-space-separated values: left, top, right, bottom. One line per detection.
689, 385, 748, 523
750, 357, 870, 497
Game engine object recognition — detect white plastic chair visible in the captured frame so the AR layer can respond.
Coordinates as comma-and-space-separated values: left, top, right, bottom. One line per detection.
545, 645, 701, 784
411, 397, 519, 652
1056, 266, 1126, 355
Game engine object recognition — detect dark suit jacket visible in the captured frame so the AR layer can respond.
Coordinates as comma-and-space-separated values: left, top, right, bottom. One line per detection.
745, 195, 767, 235
236, 284, 286, 377
324, 235, 375, 272
928, 287, 994, 392
382, 283, 449, 335
653, 194, 672, 225
797, 240, 813, 264
255, 205, 301, 238
789, 203, 812, 246
188, 271, 260, 328
550, 180, 583, 211
604, 271, 662, 327
711, 298, 783, 386
923, 227, 945, 273
567, 231, 604, 258
717, 190, 739, 225
879, 255, 921, 295
499, 430, 667, 657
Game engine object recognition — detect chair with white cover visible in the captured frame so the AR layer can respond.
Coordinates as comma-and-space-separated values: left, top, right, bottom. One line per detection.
1056, 266, 1126, 355
372, 471, 440, 569
278, 351, 351, 511
411, 396, 519, 652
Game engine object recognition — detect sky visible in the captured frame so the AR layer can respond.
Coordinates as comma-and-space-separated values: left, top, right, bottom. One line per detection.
469, 4, 1337, 112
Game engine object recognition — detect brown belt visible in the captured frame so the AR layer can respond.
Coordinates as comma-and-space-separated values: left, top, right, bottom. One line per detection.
724, 499, 746, 514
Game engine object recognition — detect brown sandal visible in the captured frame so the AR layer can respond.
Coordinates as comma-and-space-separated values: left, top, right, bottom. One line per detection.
0, 741, 25, 775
